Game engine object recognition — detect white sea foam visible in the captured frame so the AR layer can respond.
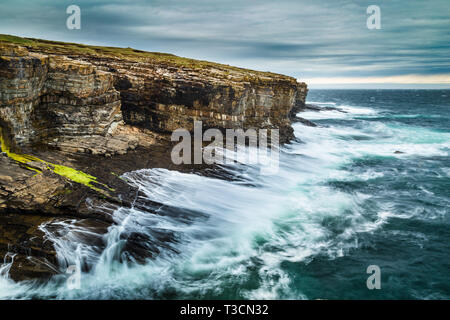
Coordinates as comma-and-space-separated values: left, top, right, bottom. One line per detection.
338, 105, 378, 115
306, 101, 337, 105
0, 99, 446, 299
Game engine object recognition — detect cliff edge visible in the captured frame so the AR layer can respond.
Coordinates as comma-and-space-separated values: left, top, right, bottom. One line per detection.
0, 34, 307, 281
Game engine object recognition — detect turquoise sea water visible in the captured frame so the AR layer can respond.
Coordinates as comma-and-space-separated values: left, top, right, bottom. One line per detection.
1, 89, 449, 299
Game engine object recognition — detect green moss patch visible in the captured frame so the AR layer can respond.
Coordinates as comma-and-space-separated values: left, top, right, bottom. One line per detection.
0, 127, 113, 194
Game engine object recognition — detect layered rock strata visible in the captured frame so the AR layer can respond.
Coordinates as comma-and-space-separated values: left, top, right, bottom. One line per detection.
0, 35, 308, 281
0, 43, 139, 156
1, 37, 307, 154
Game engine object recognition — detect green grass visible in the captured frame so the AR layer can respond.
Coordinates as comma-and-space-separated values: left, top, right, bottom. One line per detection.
0, 34, 289, 78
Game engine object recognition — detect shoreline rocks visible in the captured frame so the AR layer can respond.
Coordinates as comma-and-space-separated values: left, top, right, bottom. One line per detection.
0, 35, 308, 281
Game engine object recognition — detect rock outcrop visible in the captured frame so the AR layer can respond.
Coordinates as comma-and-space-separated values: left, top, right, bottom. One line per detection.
0, 34, 308, 281
1, 35, 307, 154
0, 43, 139, 156
105, 58, 307, 143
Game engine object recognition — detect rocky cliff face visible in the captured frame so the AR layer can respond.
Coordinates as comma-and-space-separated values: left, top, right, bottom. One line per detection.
103, 57, 307, 143
1, 36, 307, 155
0, 35, 307, 281
0, 43, 140, 156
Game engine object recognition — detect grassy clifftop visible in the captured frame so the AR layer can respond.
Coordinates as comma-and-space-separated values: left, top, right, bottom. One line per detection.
0, 34, 292, 79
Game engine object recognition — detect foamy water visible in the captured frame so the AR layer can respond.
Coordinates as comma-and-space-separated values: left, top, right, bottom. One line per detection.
1, 90, 449, 299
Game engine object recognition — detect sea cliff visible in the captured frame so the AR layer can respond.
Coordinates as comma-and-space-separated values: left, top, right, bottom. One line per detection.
0, 34, 307, 280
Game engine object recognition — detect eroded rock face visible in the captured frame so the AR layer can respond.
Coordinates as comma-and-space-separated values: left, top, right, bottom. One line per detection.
99, 58, 308, 143
1, 41, 307, 154
0, 44, 133, 156
0, 37, 308, 281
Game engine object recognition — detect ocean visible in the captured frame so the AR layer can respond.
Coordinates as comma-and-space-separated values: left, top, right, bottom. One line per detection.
1, 89, 449, 299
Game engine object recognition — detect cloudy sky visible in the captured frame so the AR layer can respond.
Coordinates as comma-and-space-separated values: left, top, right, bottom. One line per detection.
1, 0, 449, 88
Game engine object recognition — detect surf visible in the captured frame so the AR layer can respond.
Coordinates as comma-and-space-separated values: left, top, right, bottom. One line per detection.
1, 90, 449, 300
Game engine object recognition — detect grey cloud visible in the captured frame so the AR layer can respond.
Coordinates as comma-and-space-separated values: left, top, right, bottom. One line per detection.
0, 0, 449, 82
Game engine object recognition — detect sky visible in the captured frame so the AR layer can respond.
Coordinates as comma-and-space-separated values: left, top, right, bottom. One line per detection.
0, 0, 449, 88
